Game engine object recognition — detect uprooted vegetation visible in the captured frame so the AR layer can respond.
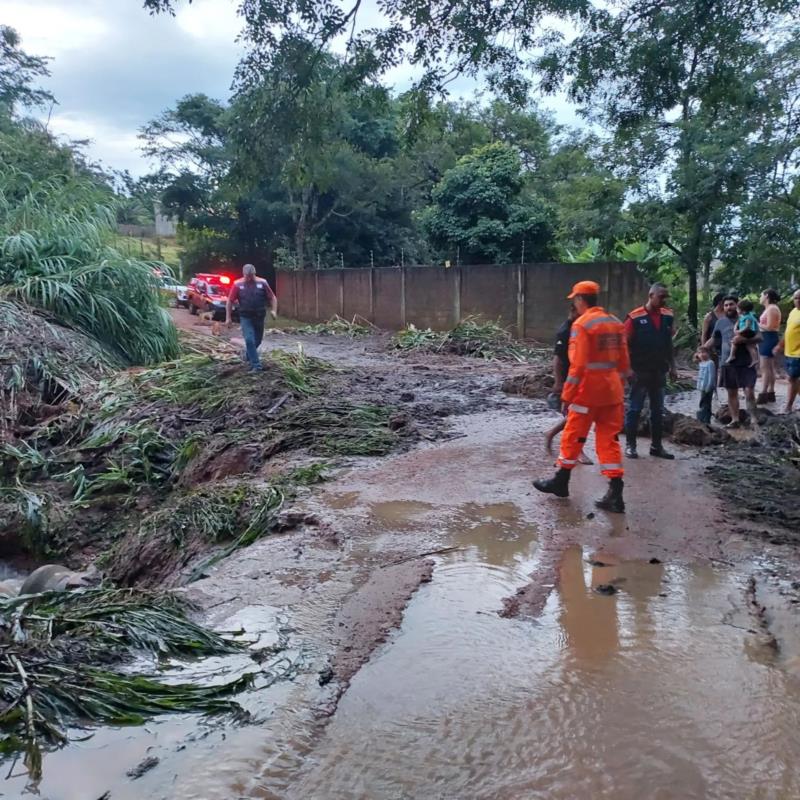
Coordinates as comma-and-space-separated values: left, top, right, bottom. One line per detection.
0, 587, 258, 779
392, 317, 545, 362
0, 336, 407, 583
294, 315, 375, 337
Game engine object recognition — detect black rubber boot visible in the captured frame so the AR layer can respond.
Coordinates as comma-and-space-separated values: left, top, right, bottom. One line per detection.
533, 468, 571, 498
650, 443, 675, 460
595, 477, 625, 513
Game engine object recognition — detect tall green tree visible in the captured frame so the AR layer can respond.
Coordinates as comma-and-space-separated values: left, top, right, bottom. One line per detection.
539, 0, 800, 326
421, 142, 554, 264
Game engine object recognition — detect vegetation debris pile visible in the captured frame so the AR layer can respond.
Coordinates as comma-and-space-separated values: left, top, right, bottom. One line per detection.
0, 587, 253, 778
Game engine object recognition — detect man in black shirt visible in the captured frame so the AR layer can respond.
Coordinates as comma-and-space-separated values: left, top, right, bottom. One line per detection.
226, 264, 277, 371
545, 305, 592, 463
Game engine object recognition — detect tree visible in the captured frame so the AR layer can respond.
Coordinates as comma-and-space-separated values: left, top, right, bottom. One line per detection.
421, 142, 554, 264
142, 0, 578, 105
539, 0, 800, 326
0, 26, 53, 112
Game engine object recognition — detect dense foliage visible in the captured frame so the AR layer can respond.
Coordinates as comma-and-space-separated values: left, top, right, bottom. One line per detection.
0, 26, 179, 367
142, 0, 800, 329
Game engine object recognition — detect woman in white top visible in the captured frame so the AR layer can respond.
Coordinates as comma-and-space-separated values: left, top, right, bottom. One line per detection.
757, 288, 782, 404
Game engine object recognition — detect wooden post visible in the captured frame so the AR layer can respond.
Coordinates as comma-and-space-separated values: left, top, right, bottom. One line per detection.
339, 269, 345, 317
293, 271, 298, 321
369, 268, 375, 322
454, 267, 462, 326
400, 267, 407, 328
516, 264, 526, 339
314, 271, 320, 321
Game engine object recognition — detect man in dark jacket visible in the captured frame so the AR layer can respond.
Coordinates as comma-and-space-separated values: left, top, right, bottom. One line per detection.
623, 283, 676, 459
226, 264, 277, 371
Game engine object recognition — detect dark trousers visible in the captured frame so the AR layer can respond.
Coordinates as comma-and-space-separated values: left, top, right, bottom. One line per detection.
697, 390, 713, 424
625, 372, 666, 447
240, 314, 265, 369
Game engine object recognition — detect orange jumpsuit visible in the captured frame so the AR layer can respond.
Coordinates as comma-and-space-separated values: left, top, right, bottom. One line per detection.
558, 306, 630, 479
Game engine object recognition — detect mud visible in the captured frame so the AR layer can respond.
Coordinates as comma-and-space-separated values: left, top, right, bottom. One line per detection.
330, 558, 434, 692
5, 316, 800, 799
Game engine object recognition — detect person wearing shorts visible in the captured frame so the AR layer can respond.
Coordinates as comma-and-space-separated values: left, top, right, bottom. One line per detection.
705, 295, 761, 428
757, 288, 782, 404
774, 289, 800, 413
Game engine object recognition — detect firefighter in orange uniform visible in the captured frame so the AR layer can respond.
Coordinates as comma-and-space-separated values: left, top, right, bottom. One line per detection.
534, 280, 630, 513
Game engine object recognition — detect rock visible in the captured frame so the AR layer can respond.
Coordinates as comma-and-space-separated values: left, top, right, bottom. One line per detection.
669, 413, 731, 446
501, 372, 552, 400
715, 404, 749, 425
399, 392, 415, 402
649, 557, 662, 565
126, 756, 159, 780
0, 580, 19, 598
19, 564, 100, 595
388, 412, 410, 431
594, 584, 617, 595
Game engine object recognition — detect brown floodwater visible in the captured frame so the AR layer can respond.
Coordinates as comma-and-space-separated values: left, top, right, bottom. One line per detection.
5, 407, 800, 799
286, 524, 800, 800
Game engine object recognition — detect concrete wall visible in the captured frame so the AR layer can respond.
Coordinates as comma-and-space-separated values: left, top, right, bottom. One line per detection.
276, 263, 649, 340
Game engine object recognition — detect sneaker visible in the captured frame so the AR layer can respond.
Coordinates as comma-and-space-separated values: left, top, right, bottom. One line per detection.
625, 444, 638, 459
756, 392, 770, 405
726, 420, 741, 429
768, 392, 776, 403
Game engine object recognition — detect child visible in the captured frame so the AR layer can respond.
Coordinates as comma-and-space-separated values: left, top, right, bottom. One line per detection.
695, 346, 716, 424
727, 298, 760, 368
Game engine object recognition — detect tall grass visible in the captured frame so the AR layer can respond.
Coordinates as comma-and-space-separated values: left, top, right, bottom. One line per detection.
0, 171, 179, 365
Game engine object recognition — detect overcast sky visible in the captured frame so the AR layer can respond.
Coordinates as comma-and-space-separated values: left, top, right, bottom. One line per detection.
4, 0, 580, 176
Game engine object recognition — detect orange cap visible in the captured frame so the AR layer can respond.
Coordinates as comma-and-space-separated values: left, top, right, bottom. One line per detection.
567, 280, 601, 299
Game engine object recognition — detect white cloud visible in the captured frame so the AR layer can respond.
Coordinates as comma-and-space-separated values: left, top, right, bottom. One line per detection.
46, 111, 156, 175
3, 1, 109, 56
175, 0, 243, 42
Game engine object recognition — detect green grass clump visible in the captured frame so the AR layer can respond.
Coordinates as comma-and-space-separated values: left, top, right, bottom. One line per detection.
392, 316, 532, 362
296, 315, 372, 337
0, 178, 179, 366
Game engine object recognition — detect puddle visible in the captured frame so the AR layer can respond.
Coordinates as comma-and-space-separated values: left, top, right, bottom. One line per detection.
286, 538, 800, 799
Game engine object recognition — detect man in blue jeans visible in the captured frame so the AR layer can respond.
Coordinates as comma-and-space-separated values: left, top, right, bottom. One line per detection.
226, 264, 277, 371
623, 283, 677, 459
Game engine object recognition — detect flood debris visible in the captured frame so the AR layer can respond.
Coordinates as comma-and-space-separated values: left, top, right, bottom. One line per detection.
0, 340, 411, 582
0, 587, 255, 782
706, 412, 800, 539
294, 315, 375, 337
392, 317, 544, 363
127, 755, 160, 780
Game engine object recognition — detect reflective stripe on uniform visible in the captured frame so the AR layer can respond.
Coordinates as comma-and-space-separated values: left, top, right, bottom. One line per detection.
582, 315, 619, 330
559, 458, 577, 465
569, 404, 589, 414
587, 361, 616, 370
565, 376, 580, 384
600, 463, 622, 471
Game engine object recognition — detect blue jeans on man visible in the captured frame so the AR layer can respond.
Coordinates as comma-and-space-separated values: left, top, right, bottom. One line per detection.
240, 314, 265, 370
624, 372, 672, 458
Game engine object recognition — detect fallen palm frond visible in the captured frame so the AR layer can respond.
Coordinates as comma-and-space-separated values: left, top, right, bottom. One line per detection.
0, 300, 116, 437
392, 324, 443, 351
139, 484, 281, 549
392, 317, 533, 362
267, 346, 331, 396
0, 588, 243, 658
295, 315, 373, 337
0, 587, 253, 773
267, 402, 397, 457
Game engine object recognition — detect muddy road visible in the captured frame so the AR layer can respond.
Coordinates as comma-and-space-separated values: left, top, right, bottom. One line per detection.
8, 315, 800, 800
